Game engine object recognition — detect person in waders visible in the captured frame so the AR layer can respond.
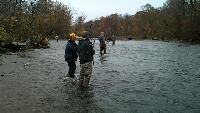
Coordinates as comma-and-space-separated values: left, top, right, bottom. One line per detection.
64, 33, 78, 79
55, 34, 59, 42
98, 32, 106, 56
111, 35, 116, 46
78, 31, 95, 87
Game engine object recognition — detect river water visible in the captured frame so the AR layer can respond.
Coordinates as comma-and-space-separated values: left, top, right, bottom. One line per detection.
0, 40, 200, 113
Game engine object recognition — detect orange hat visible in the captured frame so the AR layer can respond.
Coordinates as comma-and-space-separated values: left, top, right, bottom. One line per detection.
69, 33, 76, 38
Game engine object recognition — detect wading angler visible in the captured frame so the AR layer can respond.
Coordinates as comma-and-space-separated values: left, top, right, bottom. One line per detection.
78, 31, 95, 87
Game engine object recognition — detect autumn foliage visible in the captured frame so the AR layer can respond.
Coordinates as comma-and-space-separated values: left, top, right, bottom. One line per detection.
0, 0, 200, 45
81, 0, 200, 42
0, 0, 73, 46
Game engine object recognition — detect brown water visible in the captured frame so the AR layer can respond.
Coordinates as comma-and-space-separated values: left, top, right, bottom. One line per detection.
0, 40, 200, 113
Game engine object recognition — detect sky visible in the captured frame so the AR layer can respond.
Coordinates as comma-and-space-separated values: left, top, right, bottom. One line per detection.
53, 0, 167, 22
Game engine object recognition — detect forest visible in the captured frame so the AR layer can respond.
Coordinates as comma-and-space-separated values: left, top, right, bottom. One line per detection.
0, 0, 200, 47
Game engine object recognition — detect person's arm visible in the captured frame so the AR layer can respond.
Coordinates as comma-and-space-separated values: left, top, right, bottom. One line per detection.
64, 44, 73, 62
74, 43, 78, 61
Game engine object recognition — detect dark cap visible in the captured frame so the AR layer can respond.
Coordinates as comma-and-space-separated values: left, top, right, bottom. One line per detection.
82, 31, 91, 38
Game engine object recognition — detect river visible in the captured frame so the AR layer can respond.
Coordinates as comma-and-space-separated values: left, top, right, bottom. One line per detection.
0, 40, 200, 113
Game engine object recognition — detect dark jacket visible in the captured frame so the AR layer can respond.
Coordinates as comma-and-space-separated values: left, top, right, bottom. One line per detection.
98, 35, 106, 47
78, 38, 95, 64
64, 40, 78, 63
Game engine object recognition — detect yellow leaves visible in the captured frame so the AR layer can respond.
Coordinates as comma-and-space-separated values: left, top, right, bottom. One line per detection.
0, 27, 8, 41
9, 16, 19, 29
10, 16, 17, 22
146, 22, 152, 34
1, 42, 5, 46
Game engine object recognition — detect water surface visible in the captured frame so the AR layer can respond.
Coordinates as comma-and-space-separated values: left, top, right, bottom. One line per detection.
0, 40, 200, 113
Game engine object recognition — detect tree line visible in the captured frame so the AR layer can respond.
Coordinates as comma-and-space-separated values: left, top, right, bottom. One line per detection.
0, 0, 200, 46
78, 0, 200, 42
0, 0, 73, 45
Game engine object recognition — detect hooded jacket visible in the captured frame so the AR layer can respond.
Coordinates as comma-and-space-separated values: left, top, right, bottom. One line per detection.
78, 38, 95, 64
64, 40, 78, 63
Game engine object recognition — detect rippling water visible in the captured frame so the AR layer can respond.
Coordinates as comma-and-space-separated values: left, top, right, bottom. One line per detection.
92, 40, 200, 113
0, 40, 200, 113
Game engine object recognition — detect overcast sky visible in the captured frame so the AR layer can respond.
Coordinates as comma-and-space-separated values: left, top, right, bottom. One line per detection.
53, 0, 167, 22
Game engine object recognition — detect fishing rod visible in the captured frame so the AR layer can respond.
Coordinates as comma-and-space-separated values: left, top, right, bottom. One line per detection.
89, 23, 95, 45
89, 23, 95, 65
